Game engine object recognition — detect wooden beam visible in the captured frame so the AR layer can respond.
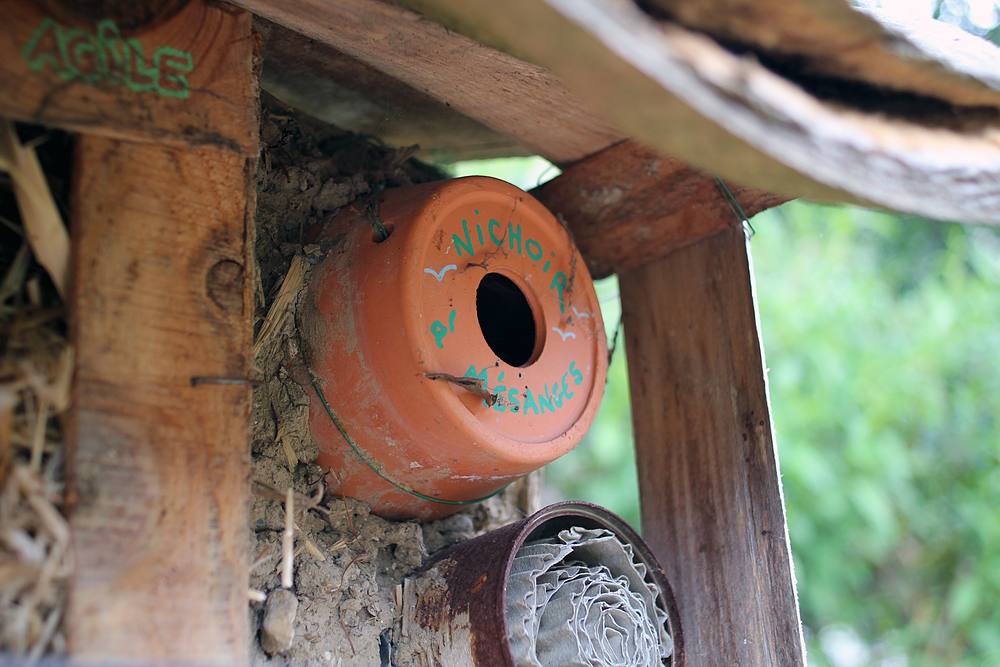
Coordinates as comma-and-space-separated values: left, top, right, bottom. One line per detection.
67, 136, 254, 666
396, 0, 1000, 224
244, 0, 793, 274
0, 0, 257, 156
255, 16, 531, 161
227, 0, 624, 165
641, 0, 1000, 109
533, 140, 788, 279
64, 4, 256, 663
620, 226, 806, 666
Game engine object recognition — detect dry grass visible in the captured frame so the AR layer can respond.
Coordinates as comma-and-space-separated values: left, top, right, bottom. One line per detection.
0, 120, 69, 300
0, 120, 73, 663
0, 276, 73, 661
253, 254, 305, 360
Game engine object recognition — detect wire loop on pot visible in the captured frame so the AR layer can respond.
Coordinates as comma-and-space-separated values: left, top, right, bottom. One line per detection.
714, 175, 755, 238
366, 186, 391, 242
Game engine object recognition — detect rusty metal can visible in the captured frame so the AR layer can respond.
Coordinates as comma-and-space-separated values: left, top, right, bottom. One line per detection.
396, 501, 684, 666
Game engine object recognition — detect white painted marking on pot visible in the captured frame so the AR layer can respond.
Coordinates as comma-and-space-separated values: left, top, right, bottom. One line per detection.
552, 327, 576, 341
424, 264, 458, 282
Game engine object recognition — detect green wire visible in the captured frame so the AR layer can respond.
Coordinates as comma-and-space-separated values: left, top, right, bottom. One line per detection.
297, 329, 507, 506
714, 175, 756, 236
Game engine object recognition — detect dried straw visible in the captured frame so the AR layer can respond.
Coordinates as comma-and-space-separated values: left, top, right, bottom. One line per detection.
253, 255, 305, 360
0, 120, 70, 300
281, 488, 295, 590
0, 298, 73, 660
0, 119, 73, 663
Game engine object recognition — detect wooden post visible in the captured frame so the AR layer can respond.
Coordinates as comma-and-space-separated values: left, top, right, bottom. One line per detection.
67, 138, 254, 664
620, 226, 807, 666
53, 3, 259, 664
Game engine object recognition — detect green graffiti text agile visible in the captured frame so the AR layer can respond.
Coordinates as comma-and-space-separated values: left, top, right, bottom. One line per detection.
22, 18, 194, 99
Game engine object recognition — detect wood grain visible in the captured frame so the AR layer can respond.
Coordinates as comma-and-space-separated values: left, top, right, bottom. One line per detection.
641, 0, 1000, 110
255, 16, 531, 161
395, 0, 1000, 223
533, 139, 788, 278
61, 9, 259, 651
228, 0, 624, 165
67, 135, 254, 665
620, 226, 806, 666
65, 0, 190, 29
0, 0, 257, 156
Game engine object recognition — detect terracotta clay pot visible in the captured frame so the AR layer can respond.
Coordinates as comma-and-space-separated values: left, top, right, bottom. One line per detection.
300, 176, 607, 520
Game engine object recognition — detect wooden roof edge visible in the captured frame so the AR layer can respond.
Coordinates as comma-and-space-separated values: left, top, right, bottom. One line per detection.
236, 0, 795, 276
639, 0, 1000, 109
230, 0, 626, 165
390, 0, 1000, 224
254, 14, 535, 162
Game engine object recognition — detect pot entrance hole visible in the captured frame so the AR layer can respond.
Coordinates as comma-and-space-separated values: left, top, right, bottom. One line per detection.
477, 272, 538, 367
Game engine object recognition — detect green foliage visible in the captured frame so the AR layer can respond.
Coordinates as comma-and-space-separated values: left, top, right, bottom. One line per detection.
932, 0, 1000, 45
751, 203, 1000, 666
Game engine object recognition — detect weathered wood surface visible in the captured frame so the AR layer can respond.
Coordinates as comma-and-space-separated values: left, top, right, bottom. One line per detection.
620, 226, 806, 666
239, 0, 797, 277
62, 3, 257, 661
533, 140, 788, 278
255, 16, 530, 161
0, 0, 257, 156
228, 0, 625, 165
67, 135, 254, 665
396, 0, 1000, 223
642, 0, 1000, 110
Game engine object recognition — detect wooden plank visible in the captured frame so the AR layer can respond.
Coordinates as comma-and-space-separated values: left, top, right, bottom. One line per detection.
67, 135, 254, 665
620, 226, 806, 666
393, 0, 848, 201
0, 0, 257, 156
63, 4, 257, 657
255, 16, 531, 161
533, 139, 788, 278
228, 0, 624, 165
396, 0, 1000, 224
641, 0, 1000, 109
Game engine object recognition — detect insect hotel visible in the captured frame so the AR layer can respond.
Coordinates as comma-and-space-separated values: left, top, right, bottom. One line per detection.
2, 0, 999, 665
